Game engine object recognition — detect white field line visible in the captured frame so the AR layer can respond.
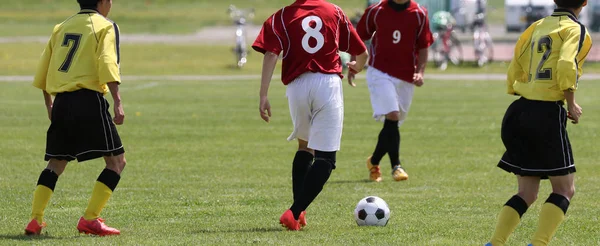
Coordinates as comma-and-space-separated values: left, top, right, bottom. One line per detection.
3, 74, 600, 82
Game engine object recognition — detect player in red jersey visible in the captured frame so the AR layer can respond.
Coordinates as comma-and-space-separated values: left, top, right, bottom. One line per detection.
353, 0, 434, 182
252, 0, 368, 231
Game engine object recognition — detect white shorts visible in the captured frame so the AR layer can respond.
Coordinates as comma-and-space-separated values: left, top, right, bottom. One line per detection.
366, 67, 415, 126
286, 72, 344, 152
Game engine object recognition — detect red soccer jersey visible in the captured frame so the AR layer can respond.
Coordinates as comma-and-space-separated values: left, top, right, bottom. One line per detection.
252, 0, 367, 85
357, 0, 434, 82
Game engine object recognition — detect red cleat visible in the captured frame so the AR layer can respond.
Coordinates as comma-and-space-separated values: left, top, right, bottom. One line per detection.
299, 211, 307, 227
279, 210, 301, 231
77, 217, 120, 236
24, 219, 46, 235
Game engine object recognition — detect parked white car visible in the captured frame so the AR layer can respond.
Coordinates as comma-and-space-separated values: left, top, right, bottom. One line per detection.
505, 0, 589, 32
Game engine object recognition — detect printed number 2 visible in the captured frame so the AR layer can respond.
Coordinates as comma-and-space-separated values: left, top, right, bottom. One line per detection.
392, 30, 401, 44
58, 33, 82, 72
529, 35, 553, 81
301, 16, 324, 54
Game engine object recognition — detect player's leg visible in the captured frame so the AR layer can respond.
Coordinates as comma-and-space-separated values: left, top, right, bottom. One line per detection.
280, 74, 312, 230
389, 80, 415, 181
26, 159, 69, 235
26, 92, 74, 235
293, 140, 314, 203
365, 68, 399, 182
489, 175, 539, 246
72, 90, 125, 235
530, 174, 575, 246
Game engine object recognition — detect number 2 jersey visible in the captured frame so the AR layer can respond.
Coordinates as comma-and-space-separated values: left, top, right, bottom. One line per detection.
356, 0, 433, 83
33, 9, 121, 95
507, 9, 592, 102
252, 0, 367, 85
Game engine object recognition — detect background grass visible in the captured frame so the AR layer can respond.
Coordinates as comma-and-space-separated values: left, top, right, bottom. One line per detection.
0, 0, 366, 36
1, 76, 599, 245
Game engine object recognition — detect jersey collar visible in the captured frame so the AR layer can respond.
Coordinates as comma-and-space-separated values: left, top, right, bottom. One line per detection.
552, 8, 577, 20
78, 9, 99, 14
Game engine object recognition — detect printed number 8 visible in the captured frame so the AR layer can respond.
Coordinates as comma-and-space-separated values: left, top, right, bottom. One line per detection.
302, 16, 325, 54
393, 30, 401, 44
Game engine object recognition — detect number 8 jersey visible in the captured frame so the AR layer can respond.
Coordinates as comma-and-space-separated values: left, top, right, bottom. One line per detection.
33, 9, 121, 95
252, 0, 367, 85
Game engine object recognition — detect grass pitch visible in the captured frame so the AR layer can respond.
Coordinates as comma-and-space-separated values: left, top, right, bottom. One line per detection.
1, 76, 599, 245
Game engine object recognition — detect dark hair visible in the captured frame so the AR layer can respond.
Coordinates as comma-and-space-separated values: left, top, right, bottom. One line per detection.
77, 0, 100, 9
555, 0, 586, 9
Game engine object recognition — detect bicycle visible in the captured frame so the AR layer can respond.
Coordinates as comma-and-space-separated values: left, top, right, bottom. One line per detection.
472, 13, 494, 67
227, 5, 254, 68
431, 22, 463, 71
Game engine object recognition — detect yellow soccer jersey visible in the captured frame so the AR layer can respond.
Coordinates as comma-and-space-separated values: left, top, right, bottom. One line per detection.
33, 9, 121, 95
507, 9, 592, 102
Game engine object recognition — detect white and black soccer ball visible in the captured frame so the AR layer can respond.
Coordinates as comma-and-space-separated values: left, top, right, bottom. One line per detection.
354, 196, 390, 226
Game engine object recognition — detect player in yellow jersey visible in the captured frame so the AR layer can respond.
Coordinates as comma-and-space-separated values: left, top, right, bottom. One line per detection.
486, 1, 592, 246
24, 0, 126, 236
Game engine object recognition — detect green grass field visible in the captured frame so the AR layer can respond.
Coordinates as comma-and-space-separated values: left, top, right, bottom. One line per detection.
1, 74, 600, 245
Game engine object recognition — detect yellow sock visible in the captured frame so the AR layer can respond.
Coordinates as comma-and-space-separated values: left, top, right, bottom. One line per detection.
83, 181, 113, 220
530, 203, 566, 246
31, 185, 54, 224
490, 206, 522, 246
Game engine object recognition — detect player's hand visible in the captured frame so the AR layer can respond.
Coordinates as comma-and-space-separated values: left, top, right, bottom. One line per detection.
113, 101, 125, 125
259, 97, 272, 123
413, 73, 424, 87
347, 69, 357, 87
346, 61, 363, 74
567, 102, 582, 124
46, 104, 52, 121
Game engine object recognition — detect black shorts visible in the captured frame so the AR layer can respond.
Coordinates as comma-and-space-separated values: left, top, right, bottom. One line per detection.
45, 89, 125, 162
498, 97, 575, 178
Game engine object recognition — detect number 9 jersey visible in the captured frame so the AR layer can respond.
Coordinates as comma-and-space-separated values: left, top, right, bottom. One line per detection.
252, 0, 367, 85
33, 9, 121, 96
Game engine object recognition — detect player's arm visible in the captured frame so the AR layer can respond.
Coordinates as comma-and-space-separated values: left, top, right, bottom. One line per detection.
558, 27, 591, 124
98, 23, 125, 125
506, 24, 535, 95
251, 14, 283, 123
338, 7, 368, 85
33, 35, 54, 120
414, 12, 434, 87
356, 7, 377, 41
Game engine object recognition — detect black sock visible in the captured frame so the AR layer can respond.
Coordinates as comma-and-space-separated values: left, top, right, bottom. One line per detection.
290, 151, 336, 219
546, 193, 570, 214
371, 127, 388, 165
292, 151, 314, 203
505, 195, 529, 217
386, 120, 401, 168
97, 168, 121, 191
37, 169, 59, 191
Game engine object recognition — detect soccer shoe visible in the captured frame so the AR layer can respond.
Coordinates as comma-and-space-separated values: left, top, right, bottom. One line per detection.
24, 219, 46, 235
279, 210, 301, 231
299, 211, 307, 227
392, 165, 408, 181
366, 156, 382, 182
77, 217, 120, 236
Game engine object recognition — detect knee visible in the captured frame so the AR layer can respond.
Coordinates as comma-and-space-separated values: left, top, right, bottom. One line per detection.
554, 186, 575, 200
314, 151, 336, 170
517, 191, 538, 206
385, 111, 400, 121
46, 159, 68, 176
105, 155, 126, 175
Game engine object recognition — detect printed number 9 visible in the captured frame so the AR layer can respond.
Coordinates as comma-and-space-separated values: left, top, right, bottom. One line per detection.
301, 16, 325, 54
393, 30, 401, 44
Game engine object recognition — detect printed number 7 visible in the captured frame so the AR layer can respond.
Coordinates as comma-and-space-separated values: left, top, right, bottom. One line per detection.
58, 33, 82, 72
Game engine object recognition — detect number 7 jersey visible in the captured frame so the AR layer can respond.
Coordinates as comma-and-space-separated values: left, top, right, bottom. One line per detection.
33, 9, 121, 95
252, 0, 367, 85
507, 9, 592, 101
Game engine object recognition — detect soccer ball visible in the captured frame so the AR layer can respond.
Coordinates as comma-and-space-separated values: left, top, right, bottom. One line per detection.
354, 196, 390, 226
